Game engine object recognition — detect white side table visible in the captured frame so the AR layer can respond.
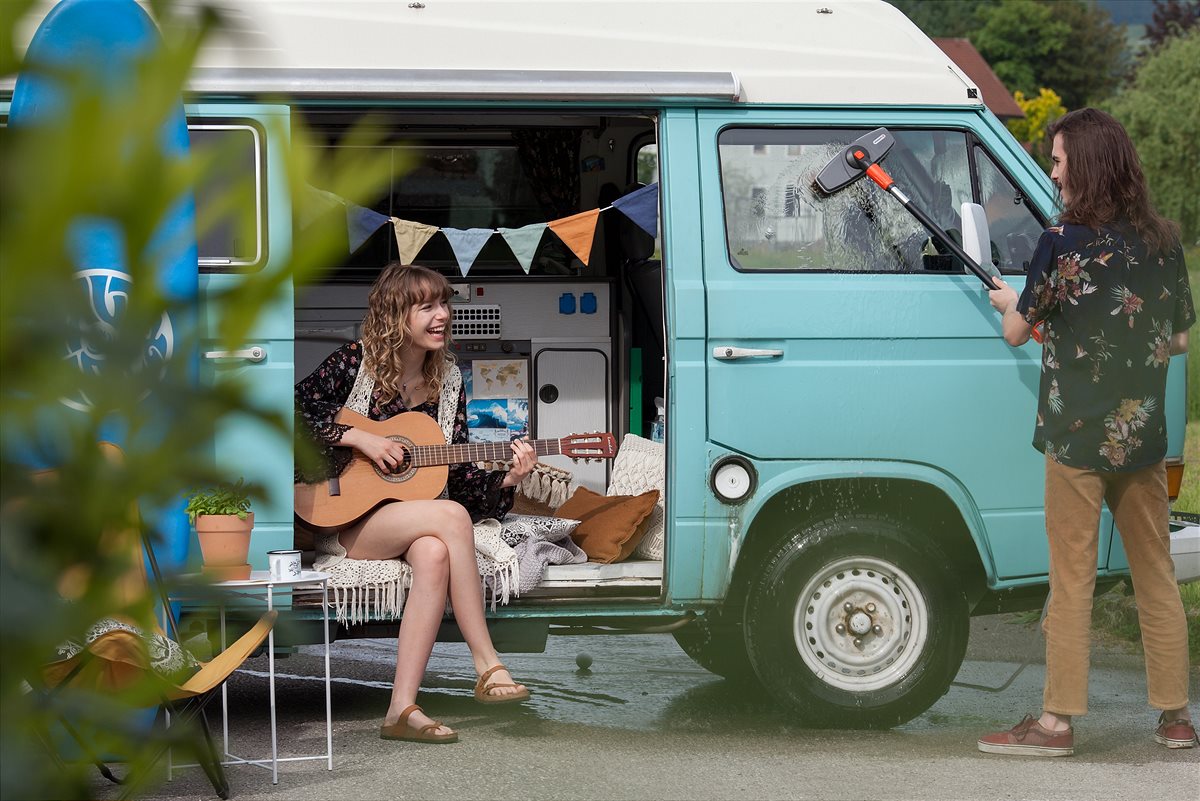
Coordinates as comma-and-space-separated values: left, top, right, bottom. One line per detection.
170, 570, 333, 785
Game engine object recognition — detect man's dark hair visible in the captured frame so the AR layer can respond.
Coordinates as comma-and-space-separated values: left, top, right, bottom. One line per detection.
1048, 108, 1179, 255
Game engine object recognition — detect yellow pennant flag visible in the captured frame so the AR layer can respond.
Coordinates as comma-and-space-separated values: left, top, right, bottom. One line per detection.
392, 218, 439, 263
547, 209, 601, 267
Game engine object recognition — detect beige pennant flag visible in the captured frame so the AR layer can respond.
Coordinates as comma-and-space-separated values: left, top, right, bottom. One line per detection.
391, 218, 439, 263
547, 209, 601, 267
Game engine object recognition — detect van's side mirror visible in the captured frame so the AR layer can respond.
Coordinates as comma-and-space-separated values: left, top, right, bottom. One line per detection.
960, 202, 998, 276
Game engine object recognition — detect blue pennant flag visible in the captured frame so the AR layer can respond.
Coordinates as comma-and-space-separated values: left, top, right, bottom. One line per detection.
346, 202, 390, 252
442, 227, 494, 276
611, 182, 660, 238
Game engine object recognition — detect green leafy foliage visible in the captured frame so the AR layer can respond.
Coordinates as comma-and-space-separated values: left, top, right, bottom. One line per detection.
185, 479, 252, 522
888, 0, 994, 37
973, 0, 1126, 109
1104, 30, 1200, 244
0, 3, 402, 797
895, 0, 1128, 108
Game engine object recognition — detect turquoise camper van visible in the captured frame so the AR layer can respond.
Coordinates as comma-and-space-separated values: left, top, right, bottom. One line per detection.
4, 0, 1192, 727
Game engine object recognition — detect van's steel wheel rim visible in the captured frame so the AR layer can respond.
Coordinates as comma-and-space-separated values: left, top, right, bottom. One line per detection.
792, 556, 929, 692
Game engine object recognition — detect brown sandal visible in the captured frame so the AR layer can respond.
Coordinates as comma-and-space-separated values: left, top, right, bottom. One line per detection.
474, 664, 531, 705
379, 704, 459, 743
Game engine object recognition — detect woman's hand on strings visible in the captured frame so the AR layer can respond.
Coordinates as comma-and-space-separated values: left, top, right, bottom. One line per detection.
341, 428, 409, 473
500, 438, 536, 489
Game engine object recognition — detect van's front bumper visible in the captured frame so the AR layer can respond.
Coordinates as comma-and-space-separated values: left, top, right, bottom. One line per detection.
1170, 515, 1200, 583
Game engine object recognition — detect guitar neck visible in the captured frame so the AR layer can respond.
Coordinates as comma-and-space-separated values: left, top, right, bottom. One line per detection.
409, 439, 564, 468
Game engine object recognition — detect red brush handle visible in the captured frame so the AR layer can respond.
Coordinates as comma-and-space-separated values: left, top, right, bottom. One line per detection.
865, 162, 895, 191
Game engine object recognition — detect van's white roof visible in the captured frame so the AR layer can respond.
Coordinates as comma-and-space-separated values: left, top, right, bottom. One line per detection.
9, 0, 982, 107
192, 0, 981, 106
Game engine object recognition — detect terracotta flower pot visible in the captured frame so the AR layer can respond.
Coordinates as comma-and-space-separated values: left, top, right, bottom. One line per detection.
196, 512, 254, 581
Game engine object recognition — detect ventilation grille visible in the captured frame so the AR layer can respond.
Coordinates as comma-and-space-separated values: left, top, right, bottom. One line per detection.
451, 305, 502, 339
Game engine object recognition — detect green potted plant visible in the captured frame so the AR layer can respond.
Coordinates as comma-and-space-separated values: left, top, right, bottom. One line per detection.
186, 479, 254, 581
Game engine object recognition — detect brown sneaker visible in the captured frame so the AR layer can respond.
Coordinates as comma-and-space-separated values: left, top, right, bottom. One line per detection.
1154, 714, 1197, 749
978, 714, 1074, 757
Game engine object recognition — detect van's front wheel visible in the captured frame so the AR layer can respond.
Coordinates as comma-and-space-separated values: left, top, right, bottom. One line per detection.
744, 513, 968, 728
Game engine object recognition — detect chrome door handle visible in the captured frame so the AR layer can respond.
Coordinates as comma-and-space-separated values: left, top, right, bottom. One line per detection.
203, 346, 266, 363
712, 346, 784, 361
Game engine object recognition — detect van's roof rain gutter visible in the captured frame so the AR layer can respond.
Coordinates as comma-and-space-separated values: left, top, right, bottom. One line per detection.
184, 68, 742, 103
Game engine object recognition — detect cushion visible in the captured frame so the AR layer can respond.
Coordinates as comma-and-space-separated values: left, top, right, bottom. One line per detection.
499, 514, 581, 548
605, 433, 666, 560
555, 486, 659, 564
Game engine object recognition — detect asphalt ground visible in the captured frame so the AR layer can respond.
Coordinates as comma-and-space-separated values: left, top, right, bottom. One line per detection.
91, 614, 1198, 801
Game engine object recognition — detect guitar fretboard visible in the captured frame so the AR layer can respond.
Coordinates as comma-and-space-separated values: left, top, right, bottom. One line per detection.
408, 439, 568, 468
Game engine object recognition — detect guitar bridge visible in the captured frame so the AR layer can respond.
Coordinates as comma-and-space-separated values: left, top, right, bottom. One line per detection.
327, 476, 341, 497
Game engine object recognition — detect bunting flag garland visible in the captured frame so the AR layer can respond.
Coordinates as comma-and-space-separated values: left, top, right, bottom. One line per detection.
497, 223, 548, 274
346, 202, 390, 252
611, 182, 660, 238
441, 227, 494, 277
546, 208, 601, 267
392, 218, 439, 264
300, 184, 345, 231
307, 183, 659, 273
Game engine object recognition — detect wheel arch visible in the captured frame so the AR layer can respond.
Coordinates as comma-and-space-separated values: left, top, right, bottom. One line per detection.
729, 463, 995, 611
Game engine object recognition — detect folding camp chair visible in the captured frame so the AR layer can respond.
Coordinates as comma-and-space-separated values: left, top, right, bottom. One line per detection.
33, 442, 277, 800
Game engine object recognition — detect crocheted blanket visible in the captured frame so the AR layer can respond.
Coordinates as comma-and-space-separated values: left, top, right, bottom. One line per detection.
314, 461, 574, 625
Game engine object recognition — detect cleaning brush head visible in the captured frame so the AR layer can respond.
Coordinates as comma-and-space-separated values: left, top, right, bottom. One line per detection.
814, 127, 895, 195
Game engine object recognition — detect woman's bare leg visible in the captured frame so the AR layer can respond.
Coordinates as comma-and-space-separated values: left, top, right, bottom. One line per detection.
382, 536, 452, 736
342, 500, 526, 699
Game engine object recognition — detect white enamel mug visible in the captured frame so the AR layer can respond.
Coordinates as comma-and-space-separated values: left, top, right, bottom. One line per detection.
267, 549, 302, 581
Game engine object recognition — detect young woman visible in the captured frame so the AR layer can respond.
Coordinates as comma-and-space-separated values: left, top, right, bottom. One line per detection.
981, 109, 1195, 756
296, 262, 536, 744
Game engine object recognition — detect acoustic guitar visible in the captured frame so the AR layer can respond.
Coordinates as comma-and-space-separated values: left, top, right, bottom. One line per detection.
295, 407, 617, 529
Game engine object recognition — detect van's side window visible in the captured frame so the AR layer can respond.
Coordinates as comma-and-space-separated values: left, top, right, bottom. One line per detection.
972, 146, 1044, 274
189, 123, 265, 272
719, 128, 975, 274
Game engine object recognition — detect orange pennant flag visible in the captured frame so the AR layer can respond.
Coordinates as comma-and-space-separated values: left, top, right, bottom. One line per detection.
547, 209, 601, 267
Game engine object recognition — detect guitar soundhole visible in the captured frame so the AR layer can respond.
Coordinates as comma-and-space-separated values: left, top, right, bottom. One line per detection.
372, 435, 417, 484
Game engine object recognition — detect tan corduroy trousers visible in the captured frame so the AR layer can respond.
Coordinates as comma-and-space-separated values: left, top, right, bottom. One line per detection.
1042, 456, 1190, 716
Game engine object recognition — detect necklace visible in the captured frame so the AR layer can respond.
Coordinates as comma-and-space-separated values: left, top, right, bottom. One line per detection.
401, 371, 423, 403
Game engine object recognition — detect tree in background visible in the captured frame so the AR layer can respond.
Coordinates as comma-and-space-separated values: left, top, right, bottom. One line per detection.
1005, 88, 1066, 169
887, 0, 992, 37
893, 0, 1128, 109
973, 0, 1127, 109
1104, 30, 1200, 244
1145, 0, 1200, 50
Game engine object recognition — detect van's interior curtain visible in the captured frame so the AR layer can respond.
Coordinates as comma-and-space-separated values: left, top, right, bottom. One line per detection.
513, 129, 582, 219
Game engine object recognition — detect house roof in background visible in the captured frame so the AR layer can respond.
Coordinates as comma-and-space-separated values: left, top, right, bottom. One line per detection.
934, 38, 1023, 119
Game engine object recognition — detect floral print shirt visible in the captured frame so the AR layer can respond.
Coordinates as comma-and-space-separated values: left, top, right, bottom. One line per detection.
1017, 223, 1194, 471
295, 342, 513, 522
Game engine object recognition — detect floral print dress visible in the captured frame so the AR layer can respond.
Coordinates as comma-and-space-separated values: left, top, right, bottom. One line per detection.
295, 342, 513, 522
1017, 223, 1194, 470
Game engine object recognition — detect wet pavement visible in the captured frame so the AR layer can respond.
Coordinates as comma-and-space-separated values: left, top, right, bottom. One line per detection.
94, 614, 1198, 800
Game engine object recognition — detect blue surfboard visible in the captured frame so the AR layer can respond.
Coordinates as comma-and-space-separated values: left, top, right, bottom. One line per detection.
10, 0, 199, 581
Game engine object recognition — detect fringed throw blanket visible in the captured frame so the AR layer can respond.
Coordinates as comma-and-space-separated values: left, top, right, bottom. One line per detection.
500, 514, 587, 595
314, 360, 574, 625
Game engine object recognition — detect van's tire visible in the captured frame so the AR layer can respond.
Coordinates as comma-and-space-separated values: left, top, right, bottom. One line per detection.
672, 609, 755, 680
743, 512, 968, 728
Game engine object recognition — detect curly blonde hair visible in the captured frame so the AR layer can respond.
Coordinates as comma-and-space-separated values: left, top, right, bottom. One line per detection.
360, 263, 455, 405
